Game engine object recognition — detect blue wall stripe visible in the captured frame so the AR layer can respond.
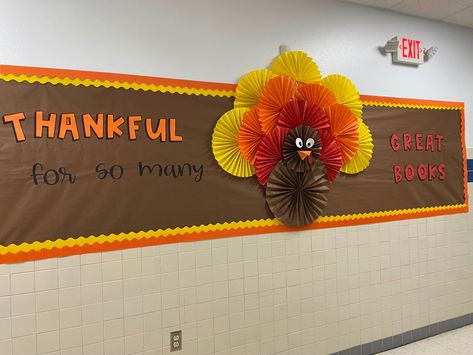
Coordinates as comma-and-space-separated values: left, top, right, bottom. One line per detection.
467, 159, 473, 171
468, 159, 473, 182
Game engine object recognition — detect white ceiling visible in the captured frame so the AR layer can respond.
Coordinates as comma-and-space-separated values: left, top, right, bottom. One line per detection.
341, 0, 473, 28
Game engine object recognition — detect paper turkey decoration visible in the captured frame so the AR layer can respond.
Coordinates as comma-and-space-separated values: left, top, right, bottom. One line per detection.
212, 51, 374, 226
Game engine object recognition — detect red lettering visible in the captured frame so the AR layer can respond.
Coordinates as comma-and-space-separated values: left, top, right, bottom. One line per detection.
417, 164, 427, 181
408, 39, 413, 58
428, 164, 438, 180
402, 38, 408, 58
405, 164, 415, 181
435, 134, 444, 151
393, 165, 403, 183
403, 133, 412, 151
390, 133, 400, 152
416, 40, 421, 59
392, 163, 446, 183
425, 134, 434, 151
438, 164, 446, 180
415, 133, 423, 151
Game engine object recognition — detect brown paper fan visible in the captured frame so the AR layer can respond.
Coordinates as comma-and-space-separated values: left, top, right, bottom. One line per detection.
282, 126, 321, 173
325, 104, 359, 164
266, 161, 329, 226
319, 129, 343, 183
298, 84, 337, 110
238, 107, 265, 165
254, 126, 289, 187
257, 76, 298, 134
277, 99, 330, 131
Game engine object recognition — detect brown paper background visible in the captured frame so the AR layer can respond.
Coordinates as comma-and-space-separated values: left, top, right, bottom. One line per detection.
0, 80, 465, 246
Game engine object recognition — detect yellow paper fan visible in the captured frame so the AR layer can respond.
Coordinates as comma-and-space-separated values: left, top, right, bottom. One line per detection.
341, 121, 374, 174
320, 74, 362, 121
234, 69, 276, 108
212, 108, 256, 177
271, 51, 321, 85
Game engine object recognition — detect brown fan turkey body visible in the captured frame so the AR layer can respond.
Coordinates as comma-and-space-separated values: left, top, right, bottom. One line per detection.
266, 125, 329, 227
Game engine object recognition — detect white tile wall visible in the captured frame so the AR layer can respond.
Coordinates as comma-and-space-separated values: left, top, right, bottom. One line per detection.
0, 192, 471, 353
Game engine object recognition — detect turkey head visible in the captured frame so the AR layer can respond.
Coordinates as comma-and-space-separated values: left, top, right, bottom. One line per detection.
282, 125, 321, 173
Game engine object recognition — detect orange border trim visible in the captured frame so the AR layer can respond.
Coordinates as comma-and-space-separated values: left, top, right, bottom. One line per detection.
361, 94, 464, 109
0, 66, 468, 263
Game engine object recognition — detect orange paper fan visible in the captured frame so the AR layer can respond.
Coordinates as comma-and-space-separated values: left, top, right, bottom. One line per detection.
298, 84, 337, 111
257, 76, 298, 134
234, 69, 276, 108
319, 129, 343, 183
238, 107, 265, 165
277, 99, 330, 131
325, 104, 359, 164
340, 121, 374, 174
255, 126, 290, 187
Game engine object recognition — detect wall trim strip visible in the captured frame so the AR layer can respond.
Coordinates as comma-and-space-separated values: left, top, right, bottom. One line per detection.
331, 312, 473, 355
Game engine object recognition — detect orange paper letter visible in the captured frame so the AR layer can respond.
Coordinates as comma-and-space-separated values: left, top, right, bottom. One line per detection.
3, 112, 26, 142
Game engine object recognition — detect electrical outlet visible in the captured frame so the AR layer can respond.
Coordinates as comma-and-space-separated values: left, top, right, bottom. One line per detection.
170, 330, 182, 352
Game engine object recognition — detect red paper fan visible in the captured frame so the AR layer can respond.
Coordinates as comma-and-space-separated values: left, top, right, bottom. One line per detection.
325, 104, 359, 164
277, 99, 330, 131
254, 126, 290, 187
257, 76, 298, 134
238, 107, 265, 165
319, 129, 343, 183
298, 84, 337, 110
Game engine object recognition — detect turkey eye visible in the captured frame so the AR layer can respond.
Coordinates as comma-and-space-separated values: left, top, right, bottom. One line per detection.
295, 138, 303, 148
306, 138, 315, 148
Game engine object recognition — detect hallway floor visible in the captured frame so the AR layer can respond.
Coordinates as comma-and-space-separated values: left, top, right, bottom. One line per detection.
379, 324, 473, 354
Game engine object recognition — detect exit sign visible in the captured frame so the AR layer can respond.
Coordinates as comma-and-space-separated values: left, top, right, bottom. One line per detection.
396, 36, 423, 64
385, 36, 425, 65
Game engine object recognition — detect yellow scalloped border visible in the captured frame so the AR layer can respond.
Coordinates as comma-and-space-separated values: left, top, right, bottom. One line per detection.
362, 100, 463, 110
0, 73, 466, 108
0, 73, 234, 98
0, 204, 467, 255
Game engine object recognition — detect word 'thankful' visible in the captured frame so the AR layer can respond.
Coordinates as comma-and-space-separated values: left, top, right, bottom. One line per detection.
3, 112, 183, 142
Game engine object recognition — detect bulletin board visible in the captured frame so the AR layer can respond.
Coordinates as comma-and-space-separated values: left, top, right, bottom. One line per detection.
0, 62, 468, 263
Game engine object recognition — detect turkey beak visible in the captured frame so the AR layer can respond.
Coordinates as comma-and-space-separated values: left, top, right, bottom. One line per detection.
297, 150, 311, 160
